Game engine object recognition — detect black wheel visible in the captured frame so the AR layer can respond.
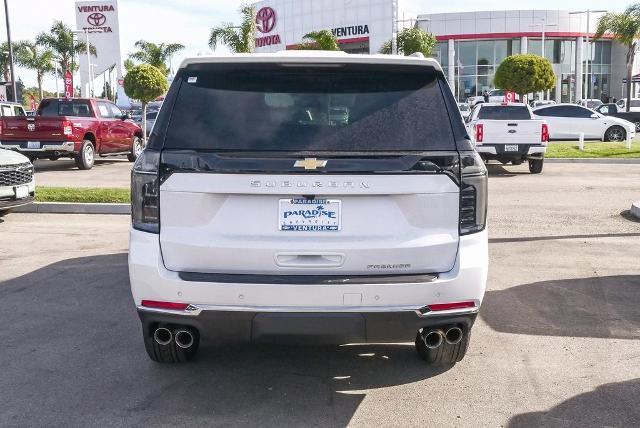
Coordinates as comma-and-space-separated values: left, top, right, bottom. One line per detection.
74, 140, 95, 170
605, 126, 626, 142
415, 328, 470, 365
127, 136, 143, 162
143, 324, 199, 363
528, 158, 544, 174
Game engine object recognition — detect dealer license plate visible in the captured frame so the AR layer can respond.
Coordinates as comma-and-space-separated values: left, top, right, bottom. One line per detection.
27, 141, 40, 149
14, 185, 28, 199
504, 145, 519, 152
279, 199, 341, 231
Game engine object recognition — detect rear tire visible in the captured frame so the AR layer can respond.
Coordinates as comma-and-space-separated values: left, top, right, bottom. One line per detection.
605, 125, 626, 142
127, 136, 143, 162
528, 158, 544, 174
415, 328, 470, 365
143, 325, 200, 363
74, 140, 95, 170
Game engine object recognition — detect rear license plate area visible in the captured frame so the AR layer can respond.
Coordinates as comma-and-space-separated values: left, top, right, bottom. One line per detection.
504, 145, 519, 152
279, 198, 341, 231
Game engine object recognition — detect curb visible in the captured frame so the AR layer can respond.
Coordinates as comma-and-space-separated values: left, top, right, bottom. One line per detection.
13, 202, 130, 215
632, 201, 640, 219
546, 158, 640, 164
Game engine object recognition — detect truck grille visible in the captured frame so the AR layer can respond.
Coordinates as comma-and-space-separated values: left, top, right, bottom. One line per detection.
0, 162, 34, 186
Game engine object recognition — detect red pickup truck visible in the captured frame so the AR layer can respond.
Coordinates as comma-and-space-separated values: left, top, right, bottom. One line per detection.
0, 98, 144, 169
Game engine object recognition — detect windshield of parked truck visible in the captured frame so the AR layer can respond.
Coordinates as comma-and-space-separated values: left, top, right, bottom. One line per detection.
477, 105, 531, 120
163, 63, 458, 152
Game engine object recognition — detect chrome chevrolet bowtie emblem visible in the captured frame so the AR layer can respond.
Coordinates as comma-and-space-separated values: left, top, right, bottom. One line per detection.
294, 158, 327, 170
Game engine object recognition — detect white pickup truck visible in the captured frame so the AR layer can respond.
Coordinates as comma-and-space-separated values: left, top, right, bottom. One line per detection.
467, 102, 548, 174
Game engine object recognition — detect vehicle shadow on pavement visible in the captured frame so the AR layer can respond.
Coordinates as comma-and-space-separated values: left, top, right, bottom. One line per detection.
486, 164, 531, 177
481, 275, 640, 339
0, 253, 449, 426
507, 379, 640, 427
33, 157, 128, 172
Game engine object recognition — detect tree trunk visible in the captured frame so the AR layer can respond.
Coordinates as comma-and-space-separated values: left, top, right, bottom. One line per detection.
37, 73, 43, 101
626, 44, 635, 113
142, 101, 147, 145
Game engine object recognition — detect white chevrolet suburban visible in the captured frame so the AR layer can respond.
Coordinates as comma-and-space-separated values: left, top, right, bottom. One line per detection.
467, 103, 548, 173
128, 52, 489, 365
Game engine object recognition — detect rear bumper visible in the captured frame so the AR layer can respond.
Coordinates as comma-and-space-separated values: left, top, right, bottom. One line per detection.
476, 144, 545, 159
137, 308, 478, 345
129, 228, 488, 343
0, 141, 76, 154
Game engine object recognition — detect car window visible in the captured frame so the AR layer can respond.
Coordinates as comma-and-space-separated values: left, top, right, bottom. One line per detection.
1, 105, 13, 116
109, 104, 123, 117
146, 111, 158, 120
38, 100, 92, 117
164, 64, 459, 152
598, 105, 610, 114
631, 100, 640, 108
97, 102, 113, 118
458, 104, 470, 111
477, 106, 531, 120
13, 106, 25, 116
569, 106, 595, 118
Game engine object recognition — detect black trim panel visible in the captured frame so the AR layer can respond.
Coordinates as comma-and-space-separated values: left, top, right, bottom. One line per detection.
178, 271, 438, 285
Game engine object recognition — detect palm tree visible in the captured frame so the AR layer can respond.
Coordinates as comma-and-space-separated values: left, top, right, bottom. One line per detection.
379, 28, 436, 57
595, 5, 640, 112
36, 21, 96, 75
124, 58, 135, 73
128, 40, 184, 76
297, 30, 340, 51
0, 41, 26, 82
15, 42, 55, 100
209, 5, 255, 53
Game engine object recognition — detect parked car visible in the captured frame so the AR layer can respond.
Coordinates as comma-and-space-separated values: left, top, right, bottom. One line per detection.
530, 100, 556, 109
129, 52, 488, 365
467, 103, 548, 173
0, 148, 35, 214
0, 102, 27, 118
458, 102, 471, 119
533, 103, 636, 142
487, 89, 520, 103
467, 95, 485, 107
616, 98, 640, 112
577, 99, 603, 109
0, 98, 144, 170
596, 103, 640, 132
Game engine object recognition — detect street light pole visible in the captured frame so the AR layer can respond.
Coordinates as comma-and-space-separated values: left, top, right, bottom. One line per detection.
3, 0, 17, 102
570, 10, 607, 100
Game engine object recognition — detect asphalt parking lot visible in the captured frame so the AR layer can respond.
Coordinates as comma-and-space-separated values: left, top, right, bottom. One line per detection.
1, 163, 639, 426
33, 157, 132, 188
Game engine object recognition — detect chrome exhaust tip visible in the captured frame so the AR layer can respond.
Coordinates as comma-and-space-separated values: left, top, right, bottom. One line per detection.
445, 326, 464, 345
422, 329, 444, 349
153, 327, 172, 346
174, 329, 195, 349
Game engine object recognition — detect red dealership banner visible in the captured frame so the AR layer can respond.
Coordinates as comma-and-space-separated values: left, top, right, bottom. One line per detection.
64, 70, 73, 98
29, 95, 37, 111
504, 91, 516, 103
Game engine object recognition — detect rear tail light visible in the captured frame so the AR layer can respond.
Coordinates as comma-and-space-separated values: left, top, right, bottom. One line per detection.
62, 120, 73, 136
428, 301, 476, 312
141, 300, 189, 310
541, 123, 549, 145
459, 152, 488, 235
474, 124, 484, 144
132, 150, 160, 233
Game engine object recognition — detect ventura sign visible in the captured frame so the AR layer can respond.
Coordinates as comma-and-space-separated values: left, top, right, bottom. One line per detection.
75, 0, 129, 106
331, 25, 370, 38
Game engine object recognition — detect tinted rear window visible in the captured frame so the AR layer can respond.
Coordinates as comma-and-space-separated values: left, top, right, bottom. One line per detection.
38, 100, 92, 117
163, 63, 457, 152
478, 106, 531, 120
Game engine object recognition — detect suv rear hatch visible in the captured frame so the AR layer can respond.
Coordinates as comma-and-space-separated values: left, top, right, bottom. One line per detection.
142, 62, 478, 276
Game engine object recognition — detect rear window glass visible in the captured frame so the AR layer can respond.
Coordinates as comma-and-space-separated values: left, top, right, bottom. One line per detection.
164, 64, 457, 152
478, 106, 531, 120
39, 100, 92, 117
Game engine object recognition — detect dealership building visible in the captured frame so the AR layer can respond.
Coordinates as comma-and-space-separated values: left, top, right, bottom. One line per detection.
249, 3, 634, 103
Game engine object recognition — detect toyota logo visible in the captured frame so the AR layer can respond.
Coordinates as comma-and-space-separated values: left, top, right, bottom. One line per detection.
255, 7, 276, 33
87, 12, 106, 27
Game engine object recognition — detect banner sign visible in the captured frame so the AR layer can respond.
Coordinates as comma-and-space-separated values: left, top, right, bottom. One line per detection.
64, 70, 73, 98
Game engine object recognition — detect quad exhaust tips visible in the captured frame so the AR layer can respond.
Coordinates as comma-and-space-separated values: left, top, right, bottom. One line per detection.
154, 327, 172, 346
422, 330, 444, 349
421, 326, 464, 349
174, 329, 195, 349
445, 327, 464, 345
153, 326, 196, 349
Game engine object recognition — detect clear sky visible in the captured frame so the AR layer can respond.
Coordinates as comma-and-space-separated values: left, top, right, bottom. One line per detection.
0, 0, 633, 93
